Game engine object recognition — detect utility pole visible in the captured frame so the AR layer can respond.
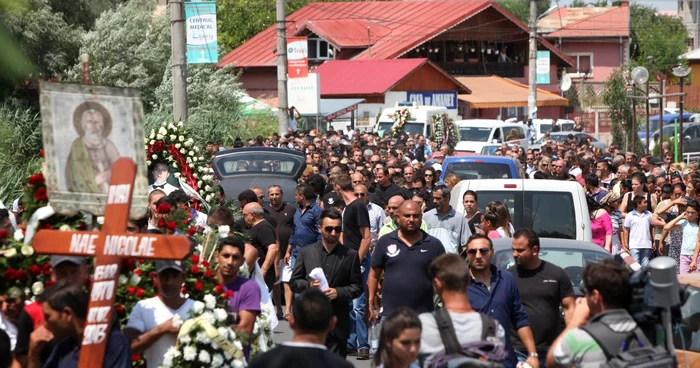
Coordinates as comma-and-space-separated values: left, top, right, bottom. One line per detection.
171, 0, 188, 122
527, 0, 538, 119
276, 0, 289, 135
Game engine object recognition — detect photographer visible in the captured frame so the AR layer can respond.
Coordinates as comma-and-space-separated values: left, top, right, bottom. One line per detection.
546, 260, 637, 367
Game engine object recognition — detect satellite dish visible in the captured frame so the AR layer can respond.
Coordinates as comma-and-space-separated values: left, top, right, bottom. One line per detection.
672, 64, 691, 78
631, 66, 649, 85
560, 74, 572, 92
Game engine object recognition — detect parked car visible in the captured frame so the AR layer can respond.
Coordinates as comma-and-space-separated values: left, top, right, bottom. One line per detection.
439, 156, 522, 181
675, 273, 700, 365
534, 132, 607, 151
532, 119, 576, 141
638, 113, 694, 142
212, 147, 306, 204
649, 122, 700, 154
450, 179, 592, 241
491, 238, 611, 289
454, 120, 530, 153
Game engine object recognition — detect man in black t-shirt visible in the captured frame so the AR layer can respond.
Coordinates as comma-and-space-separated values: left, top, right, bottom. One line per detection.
373, 167, 405, 205
243, 202, 279, 291
249, 290, 353, 368
266, 185, 297, 318
508, 229, 575, 367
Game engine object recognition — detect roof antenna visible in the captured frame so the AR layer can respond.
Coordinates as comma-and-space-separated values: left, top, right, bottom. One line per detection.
368, 26, 372, 59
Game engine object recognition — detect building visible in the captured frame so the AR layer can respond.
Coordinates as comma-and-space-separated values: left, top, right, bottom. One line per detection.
679, 0, 700, 50
537, 1, 631, 84
221, 0, 574, 119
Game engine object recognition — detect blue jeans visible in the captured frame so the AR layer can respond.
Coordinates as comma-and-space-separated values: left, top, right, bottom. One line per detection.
630, 248, 651, 268
348, 254, 371, 351
515, 350, 547, 367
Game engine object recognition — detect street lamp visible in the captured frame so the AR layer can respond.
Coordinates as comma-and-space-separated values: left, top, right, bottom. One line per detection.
631, 66, 650, 153
672, 64, 691, 162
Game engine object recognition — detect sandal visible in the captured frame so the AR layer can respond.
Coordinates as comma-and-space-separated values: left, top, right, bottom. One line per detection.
276, 312, 285, 320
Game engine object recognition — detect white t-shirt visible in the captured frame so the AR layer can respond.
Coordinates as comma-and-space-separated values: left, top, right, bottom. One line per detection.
0, 313, 17, 350
126, 297, 195, 368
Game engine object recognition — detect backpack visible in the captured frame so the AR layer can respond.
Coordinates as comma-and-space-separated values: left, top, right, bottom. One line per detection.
429, 307, 506, 368
580, 310, 676, 368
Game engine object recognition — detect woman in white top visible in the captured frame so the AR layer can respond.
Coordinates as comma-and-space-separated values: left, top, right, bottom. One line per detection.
486, 201, 514, 238
373, 308, 421, 368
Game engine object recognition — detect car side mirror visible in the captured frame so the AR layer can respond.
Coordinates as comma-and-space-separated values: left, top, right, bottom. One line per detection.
685, 135, 691, 140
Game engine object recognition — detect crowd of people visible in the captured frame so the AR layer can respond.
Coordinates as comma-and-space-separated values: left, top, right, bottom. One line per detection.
1, 124, 698, 368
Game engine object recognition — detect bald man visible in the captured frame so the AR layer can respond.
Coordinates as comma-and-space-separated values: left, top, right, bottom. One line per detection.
368, 201, 445, 323
378, 195, 428, 238
243, 202, 279, 290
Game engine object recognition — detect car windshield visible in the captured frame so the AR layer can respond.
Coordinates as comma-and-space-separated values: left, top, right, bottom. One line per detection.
215, 153, 303, 176
460, 127, 492, 142
657, 124, 681, 137
377, 122, 424, 137
539, 124, 554, 133
674, 285, 700, 352
494, 248, 610, 287
480, 146, 501, 155
443, 162, 513, 179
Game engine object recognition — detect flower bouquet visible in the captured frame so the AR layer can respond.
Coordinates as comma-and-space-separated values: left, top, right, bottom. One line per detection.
431, 113, 460, 152
389, 109, 411, 138
0, 230, 52, 299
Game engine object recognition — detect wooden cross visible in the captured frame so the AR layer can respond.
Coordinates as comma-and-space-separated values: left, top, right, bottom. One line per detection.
32, 158, 192, 368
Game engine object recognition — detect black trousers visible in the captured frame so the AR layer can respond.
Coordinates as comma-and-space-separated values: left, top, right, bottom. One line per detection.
326, 333, 347, 358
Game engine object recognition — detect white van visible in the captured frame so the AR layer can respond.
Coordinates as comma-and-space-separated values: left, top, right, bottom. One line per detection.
374, 103, 450, 138
454, 120, 530, 153
532, 119, 575, 141
450, 179, 592, 241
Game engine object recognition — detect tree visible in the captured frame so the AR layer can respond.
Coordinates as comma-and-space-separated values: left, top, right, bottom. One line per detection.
630, 4, 687, 75
602, 66, 642, 154
570, 0, 587, 7
497, 0, 551, 24
68, 0, 171, 110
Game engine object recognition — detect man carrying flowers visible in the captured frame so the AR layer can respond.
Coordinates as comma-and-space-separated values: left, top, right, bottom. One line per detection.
124, 260, 194, 368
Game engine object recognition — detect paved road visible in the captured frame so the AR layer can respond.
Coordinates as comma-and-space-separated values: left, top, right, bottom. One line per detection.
271, 318, 373, 368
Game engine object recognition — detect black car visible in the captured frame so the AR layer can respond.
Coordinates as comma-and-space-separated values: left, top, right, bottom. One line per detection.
212, 147, 306, 204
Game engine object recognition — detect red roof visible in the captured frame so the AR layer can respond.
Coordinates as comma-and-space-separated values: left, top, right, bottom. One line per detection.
298, 19, 391, 49
221, 0, 573, 68
314, 58, 470, 96
541, 6, 629, 38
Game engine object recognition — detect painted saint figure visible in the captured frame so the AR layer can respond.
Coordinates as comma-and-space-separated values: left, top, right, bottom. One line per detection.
65, 102, 120, 194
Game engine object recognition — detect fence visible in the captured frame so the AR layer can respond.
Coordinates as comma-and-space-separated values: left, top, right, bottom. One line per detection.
666, 85, 700, 109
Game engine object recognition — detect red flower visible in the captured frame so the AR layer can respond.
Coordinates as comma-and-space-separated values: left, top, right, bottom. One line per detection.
135, 288, 145, 297
166, 221, 177, 232
0, 230, 8, 239
157, 218, 166, 228
187, 227, 197, 236
77, 222, 87, 230
131, 354, 141, 362
121, 259, 135, 271
16, 270, 27, 282
28, 173, 45, 185
223, 290, 234, 299
182, 219, 189, 225
149, 271, 156, 279
134, 269, 142, 276
156, 203, 171, 214
202, 260, 209, 267
126, 286, 135, 295
153, 281, 159, 289
34, 187, 48, 201
191, 265, 200, 275
181, 286, 187, 294
215, 284, 223, 295
4, 269, 16, 281
42, 268, 51, 276
115, 304, 125, 316
191, 254, 200, 264
45, 279, 55, 288
28, 265, 41, 277
154, 141, 166, 151
39, 150, 44, 158
194, 280, 203, 291
42, 262, 51, 270
204, 269, 213, 278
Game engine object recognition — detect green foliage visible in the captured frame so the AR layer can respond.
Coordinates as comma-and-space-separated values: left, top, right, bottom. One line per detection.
653, 135, 678, 157
47, 0, 96, 30
602, 66, 642, 154
565, 85, 581, 108
569, 0, 587, 7
68, 0, 171, 110
496, 0, 551, 24
630, 4, 687, 75
0, 103, 43, 203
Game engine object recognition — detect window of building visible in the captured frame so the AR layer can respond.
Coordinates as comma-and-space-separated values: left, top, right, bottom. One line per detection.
688, 38, 695, 48
566, 53, 594, 78
307, 38, 332, 60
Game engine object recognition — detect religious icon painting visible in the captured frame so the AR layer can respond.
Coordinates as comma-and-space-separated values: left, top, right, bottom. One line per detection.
39, 82, 149, 217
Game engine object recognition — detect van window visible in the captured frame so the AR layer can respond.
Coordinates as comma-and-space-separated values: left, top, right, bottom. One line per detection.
459, 127, 491, 142
504, 127, 524, 141
473, 190, 577, 239
377, 122, 424, 137
444, 162, 513, 180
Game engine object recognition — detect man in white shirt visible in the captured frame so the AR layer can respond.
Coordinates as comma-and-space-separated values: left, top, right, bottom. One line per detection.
0, 288, 24, 350
124, 260, 195, 368
148, 163, 179, 195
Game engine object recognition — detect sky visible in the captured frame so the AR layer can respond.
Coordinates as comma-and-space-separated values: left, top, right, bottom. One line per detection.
558, 0, 676, 11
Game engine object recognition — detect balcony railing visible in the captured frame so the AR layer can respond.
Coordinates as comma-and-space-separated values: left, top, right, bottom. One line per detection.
437, 61, 525, 78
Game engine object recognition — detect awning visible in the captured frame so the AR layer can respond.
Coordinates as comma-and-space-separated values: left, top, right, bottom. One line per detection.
456, 76, 569, 109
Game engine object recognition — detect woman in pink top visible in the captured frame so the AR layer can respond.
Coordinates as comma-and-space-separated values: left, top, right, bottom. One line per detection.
588, 196, 612, 252
479, 211, 502, 239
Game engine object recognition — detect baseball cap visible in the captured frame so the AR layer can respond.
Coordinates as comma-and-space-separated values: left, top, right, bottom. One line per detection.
50, 255, 86, 268
155, 260, 184, 274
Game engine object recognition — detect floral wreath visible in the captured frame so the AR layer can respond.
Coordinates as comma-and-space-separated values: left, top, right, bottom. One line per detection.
431, 113, 460, 152
145, 121, 217, 208
389, 109, 411, 138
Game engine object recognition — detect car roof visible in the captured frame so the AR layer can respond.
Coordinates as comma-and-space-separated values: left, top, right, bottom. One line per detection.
455, 119, 505, 127
442, 155, 519, 164
216, 146, 306, 157
491, 238, 610, 255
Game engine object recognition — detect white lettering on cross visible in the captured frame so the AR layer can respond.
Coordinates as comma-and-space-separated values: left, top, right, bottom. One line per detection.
90, 281, 115, 302
106, 184, 131, 204
68, 234, 97, 255
93, 264, 118, 281
87, 306, 111, 323
103, 236, 156, 257
83, 324, 109, 345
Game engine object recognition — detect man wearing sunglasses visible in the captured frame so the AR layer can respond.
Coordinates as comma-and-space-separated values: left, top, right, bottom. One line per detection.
289, 209, 363, 358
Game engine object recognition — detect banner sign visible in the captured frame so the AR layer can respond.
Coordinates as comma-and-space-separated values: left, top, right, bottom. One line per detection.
287, 37, 309, 79
536, 51, 550, 84
325, 104, 359, 122
185, 2, 218, 64
407, 91, 458, 109
288, 73, 320, 114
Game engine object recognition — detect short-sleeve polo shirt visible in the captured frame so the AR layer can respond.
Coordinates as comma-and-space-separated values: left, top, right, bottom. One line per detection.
372, 230, 445, 316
